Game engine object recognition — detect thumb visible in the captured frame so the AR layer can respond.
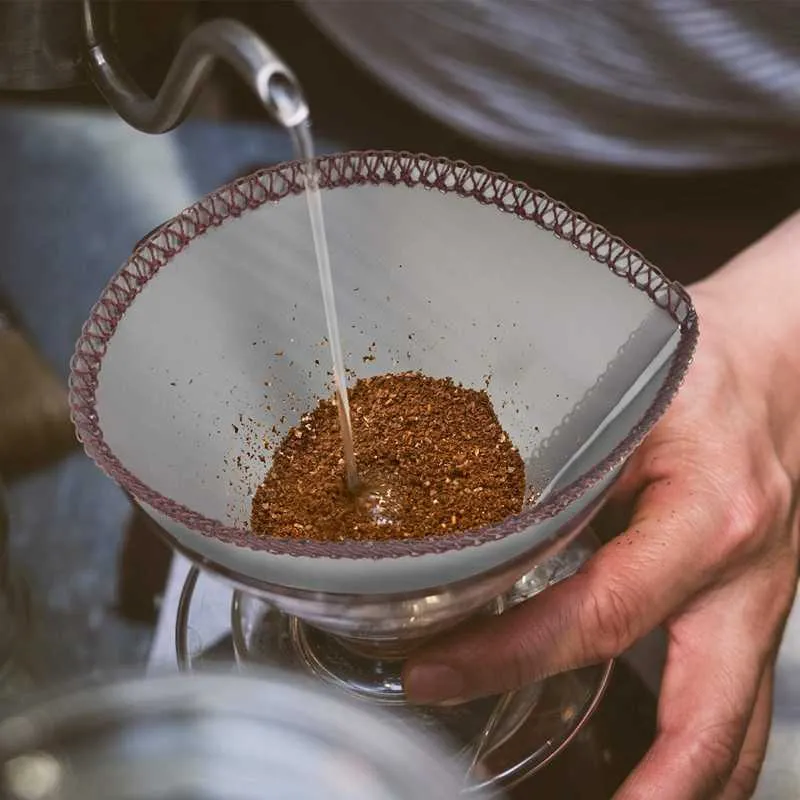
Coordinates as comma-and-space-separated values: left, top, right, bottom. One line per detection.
403, 479, 718, 705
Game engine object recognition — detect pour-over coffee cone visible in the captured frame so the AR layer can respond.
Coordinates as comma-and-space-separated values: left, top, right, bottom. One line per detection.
70, 152, 696, 642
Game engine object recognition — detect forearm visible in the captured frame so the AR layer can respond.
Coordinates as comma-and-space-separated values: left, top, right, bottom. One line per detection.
691, 209, 800, 476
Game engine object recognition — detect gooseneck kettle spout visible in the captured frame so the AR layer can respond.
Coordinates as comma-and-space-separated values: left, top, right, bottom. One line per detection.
82, 0, 309, 133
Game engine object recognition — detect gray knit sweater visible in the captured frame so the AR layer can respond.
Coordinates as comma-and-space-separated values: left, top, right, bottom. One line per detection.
300, 0, 800, 170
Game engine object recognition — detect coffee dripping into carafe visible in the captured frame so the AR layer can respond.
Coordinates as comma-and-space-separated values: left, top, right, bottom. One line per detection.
0, 0, 307, 132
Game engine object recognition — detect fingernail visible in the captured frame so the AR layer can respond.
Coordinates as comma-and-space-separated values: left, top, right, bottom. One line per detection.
404, 663, 465, 705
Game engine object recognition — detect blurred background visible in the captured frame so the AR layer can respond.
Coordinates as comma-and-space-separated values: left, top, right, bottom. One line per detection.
0, 2, 797, 797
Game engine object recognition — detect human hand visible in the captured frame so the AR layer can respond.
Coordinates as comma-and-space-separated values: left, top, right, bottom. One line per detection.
404, 214, 800, 799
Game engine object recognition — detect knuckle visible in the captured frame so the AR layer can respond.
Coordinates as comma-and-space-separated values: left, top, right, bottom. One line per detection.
505, 645, 536, 692
689, 724, 742, 793
578, 580, 638, 659
762, 468, 794, 528
720, 467, 790, 560
721, 495, 763, 558
490, 609, 554, 692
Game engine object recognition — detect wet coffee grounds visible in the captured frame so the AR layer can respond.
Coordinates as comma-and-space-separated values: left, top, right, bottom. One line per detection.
250, 372, 525, 542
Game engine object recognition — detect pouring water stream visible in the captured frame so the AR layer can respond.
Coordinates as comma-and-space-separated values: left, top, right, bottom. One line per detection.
288, 122, 360, 494
262, 67, 360, 494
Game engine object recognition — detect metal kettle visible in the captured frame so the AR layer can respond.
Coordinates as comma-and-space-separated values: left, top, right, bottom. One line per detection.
0, 0, 308, 133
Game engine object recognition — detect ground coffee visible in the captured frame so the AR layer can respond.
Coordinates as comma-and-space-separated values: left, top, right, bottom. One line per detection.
250, 372, 525, 542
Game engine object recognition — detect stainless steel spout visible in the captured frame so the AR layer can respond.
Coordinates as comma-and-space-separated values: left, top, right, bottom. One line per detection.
82, 2, 308, 133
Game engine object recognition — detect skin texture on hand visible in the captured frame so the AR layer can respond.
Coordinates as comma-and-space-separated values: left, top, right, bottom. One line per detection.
404, 211, 800, 799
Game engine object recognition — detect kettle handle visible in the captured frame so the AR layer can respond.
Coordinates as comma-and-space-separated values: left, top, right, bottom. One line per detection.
82, 0, 308, 134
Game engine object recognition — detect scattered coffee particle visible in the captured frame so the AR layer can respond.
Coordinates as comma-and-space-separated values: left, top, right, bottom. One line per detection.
250, 372, 525, 542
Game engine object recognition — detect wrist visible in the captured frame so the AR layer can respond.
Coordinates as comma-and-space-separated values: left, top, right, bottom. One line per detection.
689, 211, 800, 478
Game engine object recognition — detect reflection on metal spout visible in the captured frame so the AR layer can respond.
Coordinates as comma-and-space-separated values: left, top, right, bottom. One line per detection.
82, 1, 308, 133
